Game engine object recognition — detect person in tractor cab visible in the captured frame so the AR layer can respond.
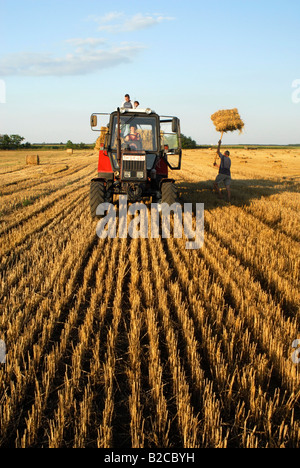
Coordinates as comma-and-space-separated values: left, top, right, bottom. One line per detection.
124, 124, 142, 151
213, 139, 231, 202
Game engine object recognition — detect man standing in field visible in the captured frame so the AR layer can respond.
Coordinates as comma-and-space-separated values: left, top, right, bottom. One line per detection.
213, 140, 231, 202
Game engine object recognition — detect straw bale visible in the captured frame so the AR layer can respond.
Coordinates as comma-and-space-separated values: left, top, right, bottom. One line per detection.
211, 108, 244, 134
95, 127, 108, 150
66, 148, 73, 154
94, 137, 101, 151
26, 154, 40, 165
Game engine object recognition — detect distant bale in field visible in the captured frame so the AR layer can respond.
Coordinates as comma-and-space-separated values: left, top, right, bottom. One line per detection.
66, 148, 73, 154
26, 154, 40, 165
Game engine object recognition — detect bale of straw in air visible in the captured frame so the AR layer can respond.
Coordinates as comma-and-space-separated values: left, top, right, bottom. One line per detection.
26, 154, 40, 165
211, 108, 244, 134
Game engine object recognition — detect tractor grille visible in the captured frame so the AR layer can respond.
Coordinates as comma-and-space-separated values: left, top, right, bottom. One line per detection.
121, 152, 147, 181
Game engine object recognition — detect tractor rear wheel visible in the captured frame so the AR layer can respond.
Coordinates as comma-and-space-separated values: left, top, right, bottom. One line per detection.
90, 180, 105, 218
161, 181, 178, 205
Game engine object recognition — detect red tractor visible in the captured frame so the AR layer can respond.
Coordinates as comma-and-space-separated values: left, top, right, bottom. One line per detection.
90, 107, 182, 217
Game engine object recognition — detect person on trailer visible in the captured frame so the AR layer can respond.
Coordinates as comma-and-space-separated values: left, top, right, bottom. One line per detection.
122, 94, 133, 109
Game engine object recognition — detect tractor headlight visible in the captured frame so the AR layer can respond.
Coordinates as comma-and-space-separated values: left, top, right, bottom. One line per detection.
137, 171, 144, 179
124, 171, 131, 178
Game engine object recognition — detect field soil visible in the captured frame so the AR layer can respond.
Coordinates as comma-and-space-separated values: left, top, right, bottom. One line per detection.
0, 147, 299, 448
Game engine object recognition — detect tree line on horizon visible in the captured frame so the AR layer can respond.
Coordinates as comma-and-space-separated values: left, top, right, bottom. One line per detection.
0, 133, 198, 150
2, 133, 298, 151
0, 135, 91, 150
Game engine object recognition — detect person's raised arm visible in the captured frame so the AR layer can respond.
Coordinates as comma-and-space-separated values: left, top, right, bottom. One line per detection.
214, 139, 222, 166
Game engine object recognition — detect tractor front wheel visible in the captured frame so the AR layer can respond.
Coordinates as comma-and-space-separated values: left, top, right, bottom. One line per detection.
90, 180, 105, 218
161, 181, 178, 205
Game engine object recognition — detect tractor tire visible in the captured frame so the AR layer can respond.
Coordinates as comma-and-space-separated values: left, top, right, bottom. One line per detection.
90, 180, 105, 218
161, 181, 178, 205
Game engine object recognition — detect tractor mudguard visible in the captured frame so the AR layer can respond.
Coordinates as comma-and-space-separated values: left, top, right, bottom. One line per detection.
159, 177, 175, 189
155, 156, 168, 177
98, 149, 113, 175
91, 177, 109, 184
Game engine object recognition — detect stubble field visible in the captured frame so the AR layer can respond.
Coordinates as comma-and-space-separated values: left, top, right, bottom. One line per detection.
0, 147, 299, 448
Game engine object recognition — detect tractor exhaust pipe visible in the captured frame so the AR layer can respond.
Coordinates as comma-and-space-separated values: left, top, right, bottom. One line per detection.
117, 107, 121, 167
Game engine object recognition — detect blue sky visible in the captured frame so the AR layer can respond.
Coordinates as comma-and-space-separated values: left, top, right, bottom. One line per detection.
0, 0, 299, 144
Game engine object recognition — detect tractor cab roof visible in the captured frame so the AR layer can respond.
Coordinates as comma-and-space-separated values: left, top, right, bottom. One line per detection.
117, 107, 155, 115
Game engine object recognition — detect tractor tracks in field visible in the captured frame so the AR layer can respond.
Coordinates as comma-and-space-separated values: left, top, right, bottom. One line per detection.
0, 163, 90, 196
0, 166, 95, 238
158, 233, 300, 445
205, 208, 299, 319
0, 190, 88, 259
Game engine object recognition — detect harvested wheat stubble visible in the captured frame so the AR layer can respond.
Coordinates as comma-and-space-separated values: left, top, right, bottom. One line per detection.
26, 154, 40, 165
211, 108, 244, 134
1, 149, 300, 448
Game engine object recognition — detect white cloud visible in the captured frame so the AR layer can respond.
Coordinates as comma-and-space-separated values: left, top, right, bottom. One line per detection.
93, 12, 175, 33
0, 12, 175, 77
65, 38, 107, 54
0, 43, 144, 76
65, 38, 106, 47
101, 11, 125, 23
123, 13, 175, 32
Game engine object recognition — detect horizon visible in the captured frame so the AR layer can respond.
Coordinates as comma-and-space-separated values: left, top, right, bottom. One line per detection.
8, 140, 300, 147
1, 0, 300, 145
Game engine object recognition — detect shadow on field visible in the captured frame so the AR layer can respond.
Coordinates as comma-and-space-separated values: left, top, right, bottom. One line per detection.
177, 177, 300, 210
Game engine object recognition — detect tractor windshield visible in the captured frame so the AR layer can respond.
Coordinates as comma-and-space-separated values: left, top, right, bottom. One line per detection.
111, 115, 158, 152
